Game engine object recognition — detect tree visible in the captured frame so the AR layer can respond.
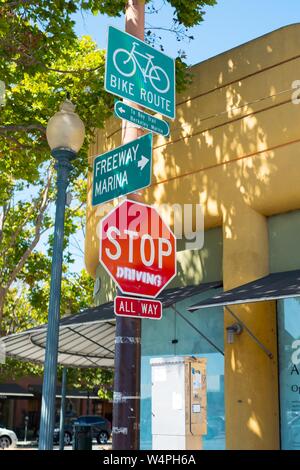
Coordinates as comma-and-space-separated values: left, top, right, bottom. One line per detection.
0, 35, 113, 329
0, 0, 218, 328
0, 0, 217, 387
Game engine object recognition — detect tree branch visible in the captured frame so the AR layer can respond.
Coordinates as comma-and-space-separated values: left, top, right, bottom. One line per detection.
0, 169, 53, 258
0, 124, 46, 134
0, 203, 10, 247
46, 65, 102, 74
1, 133, 33, 150
70, 235, 84, 256
1, 1, 35, 9
71, 200, 85, 213
3, 170, 52, 291
6, 46, 103, 75
145, 25, 194, 41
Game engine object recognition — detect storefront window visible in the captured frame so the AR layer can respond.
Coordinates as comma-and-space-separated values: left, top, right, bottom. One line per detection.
140, 289, 225, 450
278, 297, 300, 449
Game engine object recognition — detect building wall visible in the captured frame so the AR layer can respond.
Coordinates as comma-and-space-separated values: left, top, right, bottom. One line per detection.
85, 24, 300, 449
269, 209, 300, 273
86, 23, 300, 277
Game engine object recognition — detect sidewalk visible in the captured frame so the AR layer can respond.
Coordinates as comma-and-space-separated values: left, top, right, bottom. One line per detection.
15, 440, 112, 451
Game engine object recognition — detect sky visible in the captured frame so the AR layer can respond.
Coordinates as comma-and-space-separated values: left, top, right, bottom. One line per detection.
73, 0, 300, 66
70, 0, 300, 273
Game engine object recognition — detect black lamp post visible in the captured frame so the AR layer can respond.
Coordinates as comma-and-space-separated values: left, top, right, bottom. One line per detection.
39, 100, 85, 450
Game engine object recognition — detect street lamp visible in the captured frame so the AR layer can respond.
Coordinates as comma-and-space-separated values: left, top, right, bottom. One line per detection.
39, 100, 85, 450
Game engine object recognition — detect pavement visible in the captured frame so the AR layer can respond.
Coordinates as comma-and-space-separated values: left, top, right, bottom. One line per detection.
15, 440, 112, 451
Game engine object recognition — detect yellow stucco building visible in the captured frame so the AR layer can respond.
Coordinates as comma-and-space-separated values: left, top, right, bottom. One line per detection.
85, 24, 300, 449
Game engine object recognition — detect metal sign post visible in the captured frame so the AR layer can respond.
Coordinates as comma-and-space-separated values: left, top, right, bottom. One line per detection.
111, 0, 145, 451
104, 0, 177, 451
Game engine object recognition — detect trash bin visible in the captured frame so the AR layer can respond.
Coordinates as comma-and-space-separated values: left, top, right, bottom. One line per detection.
73, 423, 92, 450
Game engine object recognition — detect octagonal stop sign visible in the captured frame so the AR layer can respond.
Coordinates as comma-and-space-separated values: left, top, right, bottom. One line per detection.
100, 199, 176, 298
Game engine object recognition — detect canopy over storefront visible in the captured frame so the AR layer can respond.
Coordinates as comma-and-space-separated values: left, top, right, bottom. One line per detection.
0, 383, 100, 400
188, 269, 300, 311
2, 282, 221, 369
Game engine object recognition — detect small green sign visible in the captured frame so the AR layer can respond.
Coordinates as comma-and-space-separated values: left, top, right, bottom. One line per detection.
92, 133, 153, 206
114, 101, 170, 137
105, 26, 175, 119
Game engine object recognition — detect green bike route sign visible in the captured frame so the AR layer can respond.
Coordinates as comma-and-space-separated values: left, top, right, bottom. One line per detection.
92, 133, 153, 206
105, 26, 175, 119
114, 101, 170, 137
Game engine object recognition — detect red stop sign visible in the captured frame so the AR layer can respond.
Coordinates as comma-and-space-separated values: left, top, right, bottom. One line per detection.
100, 200, 176, 298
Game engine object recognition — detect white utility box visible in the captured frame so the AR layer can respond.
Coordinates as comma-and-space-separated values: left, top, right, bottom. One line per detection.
151, 356, 207, 450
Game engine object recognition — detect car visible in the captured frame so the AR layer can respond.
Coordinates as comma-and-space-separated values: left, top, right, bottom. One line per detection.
53, 417, 77, 446
37, 414, 111, 446
36, 416, 77, 446
0, 426, 18, 449
74, 415, 111, 444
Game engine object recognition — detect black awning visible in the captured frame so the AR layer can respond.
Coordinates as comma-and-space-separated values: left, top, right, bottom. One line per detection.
188, 269, 300, 311
0, 383, 34, 398
0, 383, 101, 400
27, 384, 101, 400
157, 281, 222, 307
55, 280, 222, 328
3, 281, 222, 368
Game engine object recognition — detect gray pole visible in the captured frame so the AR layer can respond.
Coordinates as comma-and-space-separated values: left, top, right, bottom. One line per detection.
39, 149, 75, 450
59, 367, 68, 450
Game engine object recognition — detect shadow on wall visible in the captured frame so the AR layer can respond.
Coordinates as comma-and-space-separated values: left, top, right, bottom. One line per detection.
86, 24, 300, 283
84, 24, 300, 449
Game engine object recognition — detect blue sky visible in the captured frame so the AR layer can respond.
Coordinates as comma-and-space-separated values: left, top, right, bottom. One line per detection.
71, 0, 300, 273
74, 0, 300, 66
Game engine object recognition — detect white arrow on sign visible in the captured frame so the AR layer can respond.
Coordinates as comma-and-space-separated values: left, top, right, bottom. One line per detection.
118, 105, 125, 114
138, 155, 149, 171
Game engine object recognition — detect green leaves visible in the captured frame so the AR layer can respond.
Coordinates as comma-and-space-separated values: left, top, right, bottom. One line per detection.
0, 0, 216, 391
1, 36, 112, 184
0, 32, 113, 344
169, 0, 217, 27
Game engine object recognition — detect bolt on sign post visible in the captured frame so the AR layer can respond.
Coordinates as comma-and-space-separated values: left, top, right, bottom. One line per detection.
105, 26, 175, 119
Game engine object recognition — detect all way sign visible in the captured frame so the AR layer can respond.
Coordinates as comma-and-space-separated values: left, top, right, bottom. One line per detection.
114, 101, 170, 137
92, 133, 152, 206
114, 296, 162, 320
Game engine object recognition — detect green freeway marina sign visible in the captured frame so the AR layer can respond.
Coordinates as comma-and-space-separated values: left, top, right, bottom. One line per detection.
114, 101, 170, 137
92, 133, 153, 206
105, 26, 175, 119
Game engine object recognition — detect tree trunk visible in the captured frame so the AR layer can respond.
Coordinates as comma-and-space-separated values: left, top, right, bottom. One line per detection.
0, 286, 6, 335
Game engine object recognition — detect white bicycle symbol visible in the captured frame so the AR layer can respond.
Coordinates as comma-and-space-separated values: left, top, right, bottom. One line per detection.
113, 42, 170, 94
